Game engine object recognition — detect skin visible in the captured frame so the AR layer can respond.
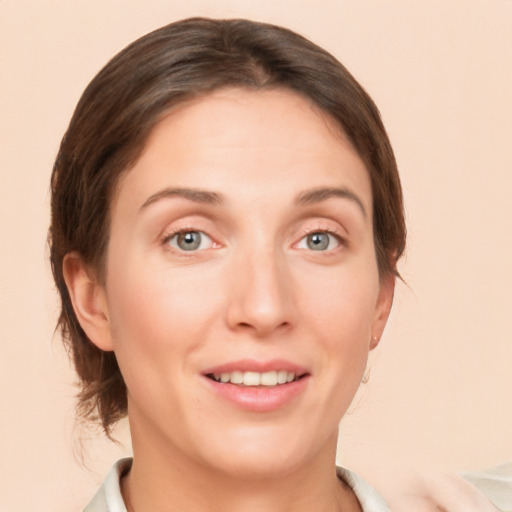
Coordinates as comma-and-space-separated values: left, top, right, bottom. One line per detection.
64, 87, 394, 512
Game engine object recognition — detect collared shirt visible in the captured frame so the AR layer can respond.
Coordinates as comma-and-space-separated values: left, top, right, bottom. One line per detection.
83, 458, 390, 512
84, 458, 512, 512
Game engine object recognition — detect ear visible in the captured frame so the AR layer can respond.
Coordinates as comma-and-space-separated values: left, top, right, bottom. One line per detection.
62, 252, 114, 351
370, 274, 395, 350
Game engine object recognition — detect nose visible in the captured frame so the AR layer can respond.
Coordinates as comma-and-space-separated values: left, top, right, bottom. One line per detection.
225, 247, 296, 337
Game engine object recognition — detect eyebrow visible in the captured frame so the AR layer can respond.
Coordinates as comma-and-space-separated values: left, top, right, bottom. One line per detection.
140, 185, 366, 217
295, 187, 367, 217
140, 187, 223, 210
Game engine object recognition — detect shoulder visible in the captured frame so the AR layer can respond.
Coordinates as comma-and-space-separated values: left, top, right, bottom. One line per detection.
83, 458, 132, 512
337, 466, 390, 512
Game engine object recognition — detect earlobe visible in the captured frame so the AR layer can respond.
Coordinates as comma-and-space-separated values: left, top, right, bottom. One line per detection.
370, 274, 395, 350
62, 252, 114, 351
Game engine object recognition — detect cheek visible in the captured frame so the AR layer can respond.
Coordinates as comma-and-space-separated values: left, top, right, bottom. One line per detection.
103, 265, 221, 420
297, 258, 380, 387
105, 259, 223, 360
298, 260, 380, 338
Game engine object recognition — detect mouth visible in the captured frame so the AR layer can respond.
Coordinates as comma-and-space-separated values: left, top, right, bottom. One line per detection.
201, 361, 310, 412
206, 370, 306, 387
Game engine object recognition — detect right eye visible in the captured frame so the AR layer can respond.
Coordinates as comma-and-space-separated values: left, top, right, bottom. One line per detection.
166, 230, 214, 252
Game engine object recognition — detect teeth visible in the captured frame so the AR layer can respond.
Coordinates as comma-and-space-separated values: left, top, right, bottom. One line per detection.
210, 370, 300, 386
277, 370, 288, 384
230, 371, 243, 384
243, 372, 261, 386
260, 371, 277, 386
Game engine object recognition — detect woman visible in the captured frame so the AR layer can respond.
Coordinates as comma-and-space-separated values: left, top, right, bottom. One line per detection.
49, 17, 405, 511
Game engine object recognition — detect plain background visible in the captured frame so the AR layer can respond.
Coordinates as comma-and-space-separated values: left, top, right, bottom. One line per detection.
1, 1, 511, 510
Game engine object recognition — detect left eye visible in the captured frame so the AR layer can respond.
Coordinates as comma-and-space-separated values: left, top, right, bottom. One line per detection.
296, 231, 340, 251
166, 231, 214, 251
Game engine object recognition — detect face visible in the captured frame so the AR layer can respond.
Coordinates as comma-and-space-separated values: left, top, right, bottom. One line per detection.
86, 88, 393, 477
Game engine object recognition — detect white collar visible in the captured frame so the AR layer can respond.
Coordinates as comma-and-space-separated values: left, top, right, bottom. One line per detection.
84, 458, 389, 512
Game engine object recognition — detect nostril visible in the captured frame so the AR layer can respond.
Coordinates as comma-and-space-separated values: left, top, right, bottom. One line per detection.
234, 319, 292, 337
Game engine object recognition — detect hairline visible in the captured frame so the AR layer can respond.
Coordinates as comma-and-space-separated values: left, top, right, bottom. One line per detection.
96, 84, 370, 281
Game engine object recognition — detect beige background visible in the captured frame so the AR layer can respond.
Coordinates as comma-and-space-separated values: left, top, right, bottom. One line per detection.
1, 1, 511, 510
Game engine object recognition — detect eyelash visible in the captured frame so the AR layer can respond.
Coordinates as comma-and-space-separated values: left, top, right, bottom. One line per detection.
161, 227, 216, 252
160, 225, 347, 254
296, 227, 347, 250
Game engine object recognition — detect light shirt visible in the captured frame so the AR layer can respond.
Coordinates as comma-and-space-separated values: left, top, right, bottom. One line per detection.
83, 458, 390, 512
84, 458, 512, 512
462, 462, 512, 512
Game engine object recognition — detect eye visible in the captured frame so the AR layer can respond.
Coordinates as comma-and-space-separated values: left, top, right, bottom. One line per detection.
166, 230, 214, 251
296, 231, 341, 251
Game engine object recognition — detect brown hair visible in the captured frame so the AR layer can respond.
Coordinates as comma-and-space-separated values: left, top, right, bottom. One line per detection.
49, 17, 406, 435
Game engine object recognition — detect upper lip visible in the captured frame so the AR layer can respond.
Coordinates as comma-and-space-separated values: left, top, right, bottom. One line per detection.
202, 359, 309, 376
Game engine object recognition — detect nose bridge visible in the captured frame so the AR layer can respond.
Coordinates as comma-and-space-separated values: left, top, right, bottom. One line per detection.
226, 240, 294, 336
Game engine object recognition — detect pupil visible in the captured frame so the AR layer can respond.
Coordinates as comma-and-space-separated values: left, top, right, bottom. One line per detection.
178, 231, 201, 250
308, 232, 329, 251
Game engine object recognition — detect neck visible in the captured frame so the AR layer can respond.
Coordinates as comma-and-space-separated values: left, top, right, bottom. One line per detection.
122, 423, 360, 512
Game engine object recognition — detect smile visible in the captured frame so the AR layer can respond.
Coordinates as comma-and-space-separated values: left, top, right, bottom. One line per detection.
202, 360, 310, 412
207, 370, 301, 386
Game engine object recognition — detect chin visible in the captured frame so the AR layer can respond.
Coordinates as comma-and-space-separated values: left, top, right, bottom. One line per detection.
209, 450, 303, 480
195, 423, 333, 480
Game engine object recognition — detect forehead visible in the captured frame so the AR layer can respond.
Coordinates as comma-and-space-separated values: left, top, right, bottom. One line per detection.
113, 87, 372, 214
140, 87, 351, 163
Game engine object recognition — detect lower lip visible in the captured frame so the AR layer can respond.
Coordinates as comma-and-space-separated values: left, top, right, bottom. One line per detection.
202, 376, 310, 412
